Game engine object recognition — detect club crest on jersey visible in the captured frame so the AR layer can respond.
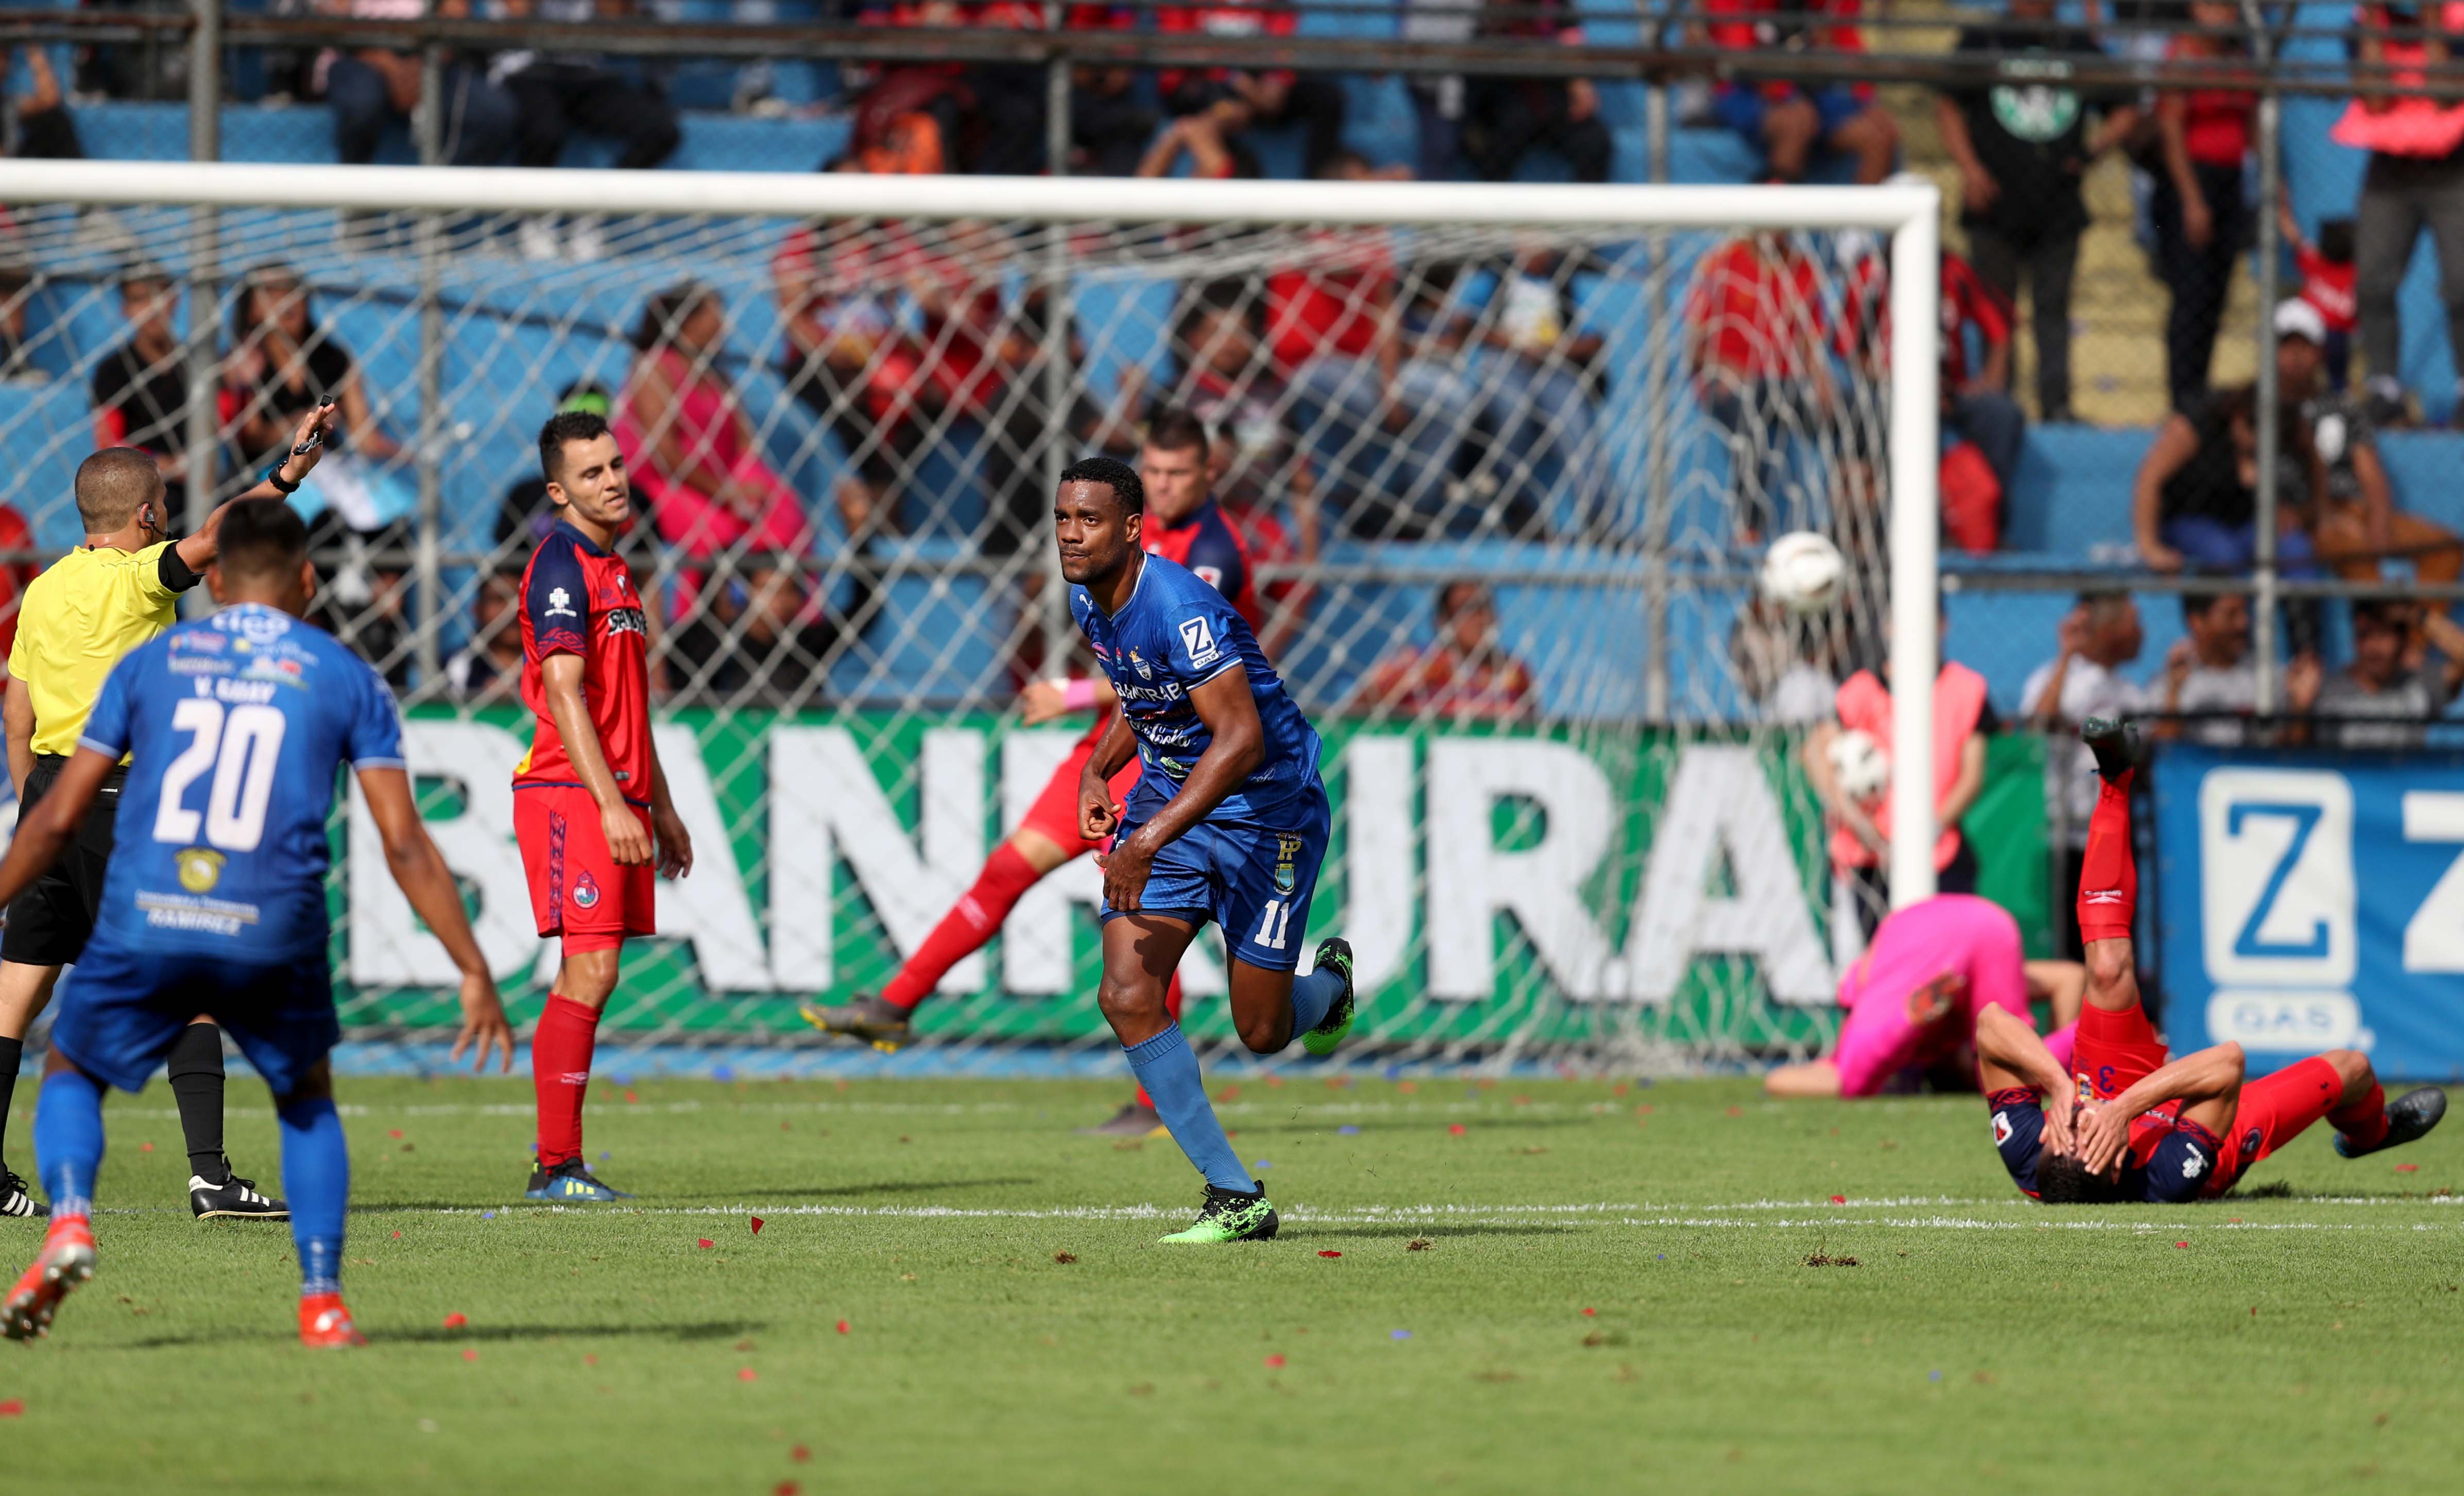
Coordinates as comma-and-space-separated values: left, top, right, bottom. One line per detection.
2240, 1127, 2263, 1160
572, 871, 602, 911
1991, 1110, 2014, 1145
1130, 649, 1153, 681
175, 847, 226, 894
1273, 832, 1303, 894
1192, 565, 1224, 590
1177, 616, 1219, 668
546, 586, 578, 619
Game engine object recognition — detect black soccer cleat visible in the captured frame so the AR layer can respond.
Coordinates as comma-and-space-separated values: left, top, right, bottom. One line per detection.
799, 994, 915, 1052
0, 1170, 45, 1219
191, 1170, 287, 1220
2081, 717, 2141, 785
2336, 1085, 2448, 1159
1076, 1101, 1167, 1138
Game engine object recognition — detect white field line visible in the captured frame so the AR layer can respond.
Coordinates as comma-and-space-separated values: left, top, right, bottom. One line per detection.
91, 1098, 1610, 1120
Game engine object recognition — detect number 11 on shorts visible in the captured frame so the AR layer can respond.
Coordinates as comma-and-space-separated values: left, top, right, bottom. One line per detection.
1253, 898, 1294, 950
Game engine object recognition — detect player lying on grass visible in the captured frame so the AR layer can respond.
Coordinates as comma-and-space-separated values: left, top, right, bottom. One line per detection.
0, 500, 512, 1346
1057, 456, 1354, 1244
1980, 717, 2442, 1203
801, 411, 1259, 1137
1763, 894, 2084, 1099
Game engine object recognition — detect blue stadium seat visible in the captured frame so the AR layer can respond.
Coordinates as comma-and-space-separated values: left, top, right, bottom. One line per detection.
833, 535, 1013, 709
2001, 424, 2149, 557
0, 383, 105, 550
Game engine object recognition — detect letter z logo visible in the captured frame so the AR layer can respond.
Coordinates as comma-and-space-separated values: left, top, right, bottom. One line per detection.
1177, 616, 1218, 667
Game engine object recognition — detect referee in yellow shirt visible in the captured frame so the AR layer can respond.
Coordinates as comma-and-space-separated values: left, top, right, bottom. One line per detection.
0, 402, 335, 1220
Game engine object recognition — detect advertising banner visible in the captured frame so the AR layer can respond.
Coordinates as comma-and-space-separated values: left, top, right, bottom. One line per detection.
2153, 743, 2464, 1081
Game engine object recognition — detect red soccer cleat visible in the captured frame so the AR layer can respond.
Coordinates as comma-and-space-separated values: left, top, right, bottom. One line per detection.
299, 1293, 366, 1349
2, 1216, 97, 1341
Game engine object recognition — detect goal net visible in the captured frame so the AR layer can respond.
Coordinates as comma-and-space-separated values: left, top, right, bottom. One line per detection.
0, 162, 1939, 1073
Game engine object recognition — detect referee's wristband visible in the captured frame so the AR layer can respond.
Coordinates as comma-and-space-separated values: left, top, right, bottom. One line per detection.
262, 463, 299, 495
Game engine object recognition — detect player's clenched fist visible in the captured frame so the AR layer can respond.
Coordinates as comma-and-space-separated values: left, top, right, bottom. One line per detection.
1097, 828, 1155, 913
1080, 776, 1120, 843
602, 802, 654, 866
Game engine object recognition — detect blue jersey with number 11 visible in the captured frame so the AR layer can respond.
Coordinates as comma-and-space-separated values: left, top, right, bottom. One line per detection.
76, 602, 406, 963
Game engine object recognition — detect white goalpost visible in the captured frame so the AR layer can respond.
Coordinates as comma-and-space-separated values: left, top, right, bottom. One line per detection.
0, 158, 1939, 1064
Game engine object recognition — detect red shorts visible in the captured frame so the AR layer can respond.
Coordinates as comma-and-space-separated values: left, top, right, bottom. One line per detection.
2208, 1056, 2344, 1196
1015, 726, 1144, 854
2073, 998, 2170, 1104
515, 786, 655, 953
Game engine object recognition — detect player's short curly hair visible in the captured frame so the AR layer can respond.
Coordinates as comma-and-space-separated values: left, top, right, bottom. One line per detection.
2035, 1153, 2114, 1205
1059, 455, 1143, 518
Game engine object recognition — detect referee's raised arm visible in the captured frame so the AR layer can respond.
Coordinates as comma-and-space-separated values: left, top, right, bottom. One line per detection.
176, 399, 339, 575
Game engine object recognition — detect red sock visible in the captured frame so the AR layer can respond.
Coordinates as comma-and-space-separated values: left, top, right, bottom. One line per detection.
2329, 1080, 2389, 1150
532, 995, 603, 1168
881, 844, 1044, 1010
2076, 769, 2137, 944
1134, 976, 1190, 1111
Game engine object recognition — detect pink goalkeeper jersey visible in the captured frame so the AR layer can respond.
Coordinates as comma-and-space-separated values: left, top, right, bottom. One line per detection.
1830, 894, 2031, 1097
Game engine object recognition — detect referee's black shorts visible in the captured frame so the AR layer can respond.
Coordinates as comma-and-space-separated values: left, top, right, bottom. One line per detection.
2, 754, 126, 967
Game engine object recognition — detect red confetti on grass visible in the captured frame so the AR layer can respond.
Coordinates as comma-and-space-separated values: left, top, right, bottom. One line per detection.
392, 1232, 402, 1239
1581, 1307, 1597, 1317
1317, 1250, 1342, 1259
1726, 1106, 1744, 1117
388, 1130, 403, 1140
585, 1354, 598, 1366
624, 1091, 638, 1104
835, 1319, 850, 1335
739, 1368, 758, 1382
462, 1349, 479, 1362
791, 1445, 811, 1464
1263, 1354, 1286, 1368
750, 1216, 765, 1234
697, 1239, 715, 1250
1447, 1124, 1467, 1136
2175, 1242, 2191, 1249
442, 1313, 467, 1330
0, 1400, 22, 1418
1828, 1195, 1847, 1205
2396, 1163, 2420, 1173
139, 1143, 153, 1153
776, 1483, 802, 1496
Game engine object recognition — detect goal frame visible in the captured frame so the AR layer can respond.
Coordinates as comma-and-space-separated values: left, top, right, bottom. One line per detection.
0, 158, 1944, 910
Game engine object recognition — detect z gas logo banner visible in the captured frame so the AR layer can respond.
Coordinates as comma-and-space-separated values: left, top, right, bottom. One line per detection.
2157, 746, 2464, 1081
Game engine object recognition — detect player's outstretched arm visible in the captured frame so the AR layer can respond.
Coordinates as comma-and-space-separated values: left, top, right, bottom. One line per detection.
1096, 670, 1262, 915
1976, 1006, 2077, 1158
539, 653, 652, 866
358, 767, 514, 1074
0, 746, 110, 911
646, 740, 694, 881
2075, 1042, 2246, 1176
184, 399, 339, 571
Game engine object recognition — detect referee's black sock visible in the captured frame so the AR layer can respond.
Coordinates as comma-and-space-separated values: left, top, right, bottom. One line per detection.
0, 1034, 22, 1172
167, 1023, 231, 1186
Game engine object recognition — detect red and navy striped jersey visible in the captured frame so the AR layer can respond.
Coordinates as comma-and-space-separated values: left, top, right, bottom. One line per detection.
515, 520, 653, 805
1143, 497, 1260, 630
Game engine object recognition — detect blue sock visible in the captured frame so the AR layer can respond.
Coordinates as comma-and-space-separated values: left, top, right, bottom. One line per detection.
1287, 967, 1344, 1043
34, 1068, 106, 1219
277, 1096, 350, 1297
1123, 1026, 1254, 1194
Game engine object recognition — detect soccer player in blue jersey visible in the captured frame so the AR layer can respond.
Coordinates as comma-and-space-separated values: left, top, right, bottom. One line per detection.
0, 500, 512, 1347
1057, 456, 1355, 1244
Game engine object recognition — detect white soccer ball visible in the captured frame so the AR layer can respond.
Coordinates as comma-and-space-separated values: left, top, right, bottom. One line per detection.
1828, 729, 1890, 803
1760, 531, 1846, 615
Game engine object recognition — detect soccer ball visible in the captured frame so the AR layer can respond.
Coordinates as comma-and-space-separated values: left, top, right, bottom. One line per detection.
1827, 729, 1890, 803
1760, 531, 1845, 615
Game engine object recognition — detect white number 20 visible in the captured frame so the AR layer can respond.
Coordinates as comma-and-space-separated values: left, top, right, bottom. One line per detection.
1251, 897, 1295, 951
152, 698, 287, 852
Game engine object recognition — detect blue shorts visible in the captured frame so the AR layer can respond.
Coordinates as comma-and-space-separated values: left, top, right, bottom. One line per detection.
51, 942, 339, 1097
1101, 790, 1331, 973
1713, 83, 1866, 143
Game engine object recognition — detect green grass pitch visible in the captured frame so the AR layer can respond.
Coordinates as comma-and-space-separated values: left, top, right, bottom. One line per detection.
2, 1071, 2459, 1493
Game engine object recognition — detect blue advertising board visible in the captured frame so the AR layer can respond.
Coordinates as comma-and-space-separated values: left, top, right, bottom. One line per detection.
2153, 744, 2464, 1082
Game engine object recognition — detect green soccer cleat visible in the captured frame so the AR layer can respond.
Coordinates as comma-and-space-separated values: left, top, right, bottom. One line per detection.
1157, 1182, 1279, 1244
1300, 937, 1355, 1059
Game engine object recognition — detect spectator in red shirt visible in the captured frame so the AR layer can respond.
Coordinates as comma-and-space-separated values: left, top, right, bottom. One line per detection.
1684, 230, 1832, 539
1699, 0, 1898, 185
2340, 3, 2464, 424
1353, 580, 1537, 722
1835, 239, 2027, 495
1157, 5, 1348, 180
1276, 157, 1479, 538
2280, 207, 2358, 393
2153, 0, 2258, 412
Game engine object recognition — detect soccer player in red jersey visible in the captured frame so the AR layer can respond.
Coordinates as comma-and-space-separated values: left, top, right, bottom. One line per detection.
802, 409, 1260, 1135
1978, 719, 2442, 1203
514, 411, 694, 1202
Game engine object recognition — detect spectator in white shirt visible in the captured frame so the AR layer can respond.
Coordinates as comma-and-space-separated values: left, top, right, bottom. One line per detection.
2021, 590, 2146, 958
